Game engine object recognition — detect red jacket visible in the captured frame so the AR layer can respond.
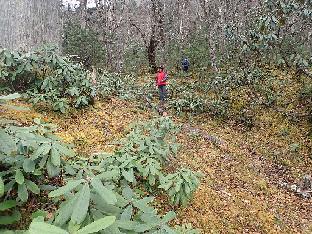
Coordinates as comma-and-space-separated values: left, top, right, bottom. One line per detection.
156, 71, 167, 86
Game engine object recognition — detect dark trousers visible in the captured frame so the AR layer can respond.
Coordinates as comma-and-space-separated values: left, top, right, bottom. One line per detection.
182, 66, 189, 72
158, 85, 167, 101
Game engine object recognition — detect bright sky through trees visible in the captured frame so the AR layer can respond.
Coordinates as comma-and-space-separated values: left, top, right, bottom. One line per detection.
63, 0, 96, 8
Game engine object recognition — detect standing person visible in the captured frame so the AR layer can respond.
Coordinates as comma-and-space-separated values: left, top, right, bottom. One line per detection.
156, 65, 168, 115
181, 57, 190, 72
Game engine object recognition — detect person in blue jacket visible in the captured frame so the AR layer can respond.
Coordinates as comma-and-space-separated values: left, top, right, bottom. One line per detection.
181, 57, 190, 72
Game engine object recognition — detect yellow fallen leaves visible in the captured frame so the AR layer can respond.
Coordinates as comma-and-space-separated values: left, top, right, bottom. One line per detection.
1, 84, 311, 234
51, 99, 152, 155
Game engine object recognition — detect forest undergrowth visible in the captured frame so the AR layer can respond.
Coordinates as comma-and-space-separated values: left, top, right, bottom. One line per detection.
1, 81, 311, 233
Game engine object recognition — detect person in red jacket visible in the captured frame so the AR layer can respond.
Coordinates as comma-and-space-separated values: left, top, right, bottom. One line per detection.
155, 65, 168, 116
156, 65, 168, 102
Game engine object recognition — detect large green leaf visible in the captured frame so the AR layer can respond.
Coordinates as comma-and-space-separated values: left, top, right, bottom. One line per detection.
162, 211, 176, 223
46, 159, 60, 178
49, 179, 84, 198
0, 210, 21, 225
29, 220, 68, 234
25, 180, 40, 194
0, 93, 21, 100
0, 176, 4, 197
18, 183, 28, 202
71, 183, 90, 224
121, 169, 134, 183
54, 192, 80, 226
0, 130, 17, 155
91, 178, 117, 205
51, 148, 61, 167
23, 159, 36, 173
0, 104, 29, 111
31, 210, 48, 219
77, 216, 116, 234
32, 143, 51, 160
0, 200, 16, 211
15, 169, 24, 185
53, 142, 75, 157
132, 197, 154, 213
120, 205, 132, 221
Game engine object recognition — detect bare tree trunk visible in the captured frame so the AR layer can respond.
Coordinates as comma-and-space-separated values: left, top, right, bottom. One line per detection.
147, 32, 158, 72
79, 0, 88, 29
0, 0, 62, 51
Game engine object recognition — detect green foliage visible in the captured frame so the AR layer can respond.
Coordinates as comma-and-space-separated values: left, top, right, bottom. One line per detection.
63, 22, 106, 68
99, 117, 180, 187
44, 117, 200, 232
0, 45, 95, 112
0, 96, 200, 232
123, 44, 149, 73
169, 92, 205, 114
159, 169, 202, 207
0, 95, 75, 205
28, 216, 116, 234
96, 71, 139, 100
0, 200, 21, 225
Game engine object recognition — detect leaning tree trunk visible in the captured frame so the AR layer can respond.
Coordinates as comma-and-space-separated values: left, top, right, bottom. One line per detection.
0, 0, 62, 51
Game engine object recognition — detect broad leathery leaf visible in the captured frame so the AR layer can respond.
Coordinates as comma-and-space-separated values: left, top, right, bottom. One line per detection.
184, 184, 191, 195
49, 179, 84, 198
29, 220, 69, 234
46, 159, 60, 178
133, 222, 154, 232
115, 220, 139, 231
0, 200, 16, 211
133, 197, 154, 213
158, 181, 173, 191
71, 183, 90, 224
175, 179, 183, 192
120, 205, 132, 221
163, 225, 176, 234
0, 210, 21, 225
15, 169, 24, 185
162, 211, 176, 223
0, 129, 17, 155
91, 178, 117, 205
96, 169, 120, 181
91, 193, 121, 216
18, 183, 28, 202
23, 159, 36, 173
98, 221, 122, 234
25, 180, 40, 194
32, 143, 51, 160
148, 174, 156, 186
53, 142, 75, 157
77, 216, 116, 234
4, 180, 15, 193
122, 186, 133, 200
51, 147, 61, 167
0, 176, 4, 197
31, 210, 48, 219
67, 220, 81, 233
1, 104, 29, 111
0, 93, 21, 100
121, 168, 134, 183
140, 211, 159, 224
54, 192, 80, 226
38, 154, 49, 168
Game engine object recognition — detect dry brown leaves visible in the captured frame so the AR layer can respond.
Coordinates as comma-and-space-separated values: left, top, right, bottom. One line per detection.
1, 96, 311, 234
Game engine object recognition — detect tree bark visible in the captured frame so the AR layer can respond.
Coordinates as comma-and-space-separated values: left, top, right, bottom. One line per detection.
0, 0, 62, 51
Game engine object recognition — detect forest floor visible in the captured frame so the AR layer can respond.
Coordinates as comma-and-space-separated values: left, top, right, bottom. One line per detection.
2, 95, 312, 234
